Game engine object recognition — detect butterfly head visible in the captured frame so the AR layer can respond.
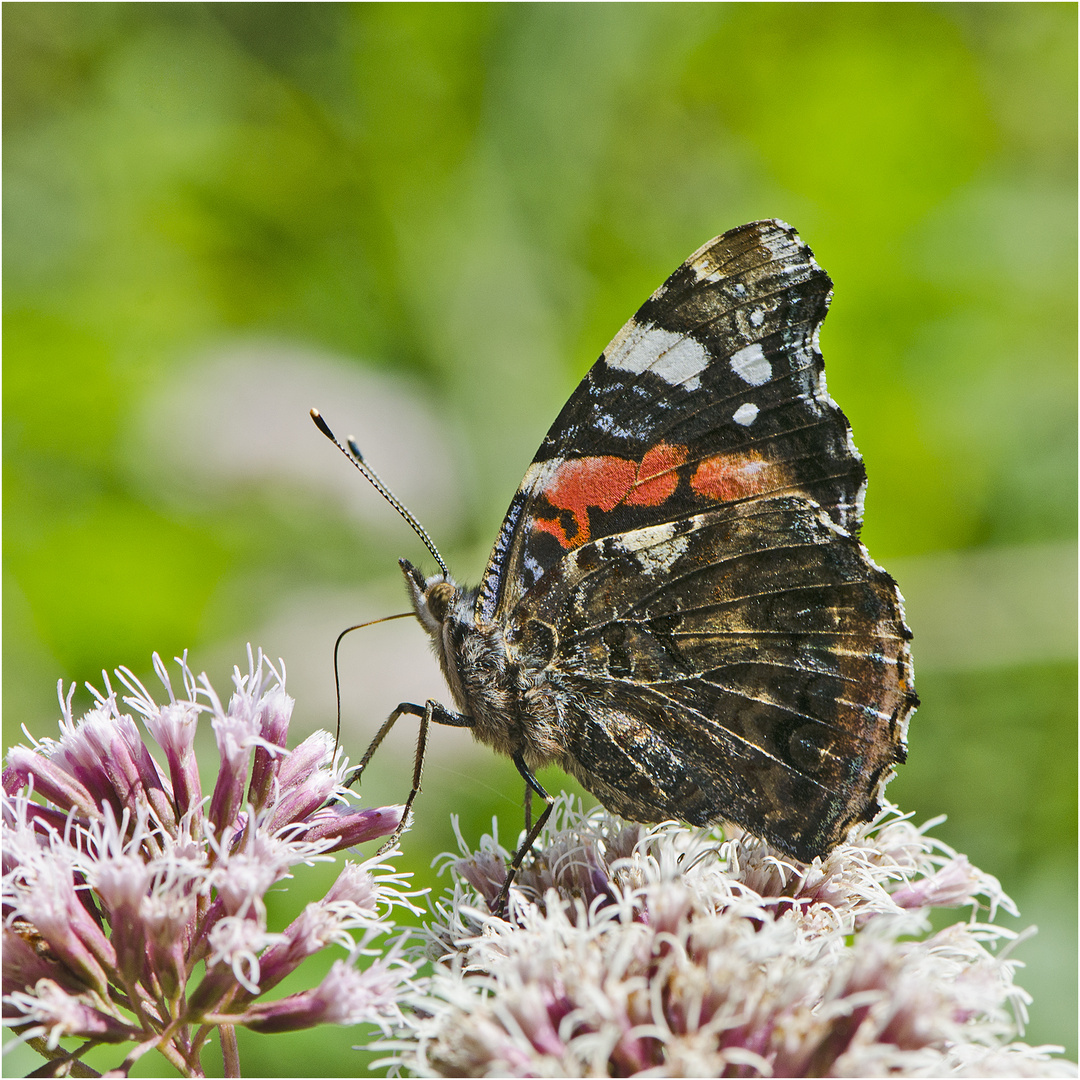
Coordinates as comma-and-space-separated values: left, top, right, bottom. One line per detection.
400, 558, 459, 636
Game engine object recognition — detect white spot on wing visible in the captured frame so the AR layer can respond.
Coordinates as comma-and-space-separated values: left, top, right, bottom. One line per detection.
524, 552, 544, 586
689, 248, 734, 285
749, 307, 765, 328
636, 535, 689, 575
613, 522, 690, 575
521, 457, 564, 497
605, 322, 709, 389
592, 410, 633, 438
690, 260, 722, 283
729, 343, 772, 386
616, 521, 676, 549
761, 225, 796, 259
733, 402, 759, 426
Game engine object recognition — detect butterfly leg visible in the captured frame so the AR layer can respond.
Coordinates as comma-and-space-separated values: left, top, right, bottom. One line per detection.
492, 753, 554, 915
345, 700, 472, 789
343, 700, 472, 855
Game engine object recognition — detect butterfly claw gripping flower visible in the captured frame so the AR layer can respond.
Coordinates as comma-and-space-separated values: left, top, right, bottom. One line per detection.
2, 648, 419, 1077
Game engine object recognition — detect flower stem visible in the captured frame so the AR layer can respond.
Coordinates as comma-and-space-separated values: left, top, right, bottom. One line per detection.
20, 1034, 102, 1077
220, 1023, 241, 1078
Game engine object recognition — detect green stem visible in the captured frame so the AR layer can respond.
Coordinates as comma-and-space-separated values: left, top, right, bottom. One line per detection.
220, 1024, 241, 1078
20, 1033, 102, 1077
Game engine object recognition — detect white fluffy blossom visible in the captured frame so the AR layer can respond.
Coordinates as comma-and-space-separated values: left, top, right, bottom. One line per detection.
390, 797, 1075, 1078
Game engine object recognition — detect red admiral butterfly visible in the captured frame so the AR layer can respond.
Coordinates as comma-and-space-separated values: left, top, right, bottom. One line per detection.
314, 219, 917, 909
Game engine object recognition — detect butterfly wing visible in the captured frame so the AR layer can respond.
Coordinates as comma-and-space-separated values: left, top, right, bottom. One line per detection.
505, 501, 915, 860
478, 218, 915, 859
476, 218, 859, 623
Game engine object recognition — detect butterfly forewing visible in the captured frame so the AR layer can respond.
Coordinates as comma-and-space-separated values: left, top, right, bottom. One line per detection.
477, 220, 864, 623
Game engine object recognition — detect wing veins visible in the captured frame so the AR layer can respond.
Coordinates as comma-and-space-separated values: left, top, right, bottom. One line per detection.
625, 683, 841, 794
615, 545, 881, 619
558, 324, 822, 460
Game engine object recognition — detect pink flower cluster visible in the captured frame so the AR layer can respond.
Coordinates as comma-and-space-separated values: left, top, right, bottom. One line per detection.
2, 649, 418, 1077
394, 798, 1076, 1078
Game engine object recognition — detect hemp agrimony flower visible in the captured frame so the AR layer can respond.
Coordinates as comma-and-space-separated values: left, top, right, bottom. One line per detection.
5, 651, 1074, 1078
390, 798, 1076, 1078
2, 648, 418, 1077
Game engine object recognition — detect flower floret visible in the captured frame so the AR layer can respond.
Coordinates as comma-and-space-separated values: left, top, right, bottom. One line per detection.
394, 797, 1075, 1079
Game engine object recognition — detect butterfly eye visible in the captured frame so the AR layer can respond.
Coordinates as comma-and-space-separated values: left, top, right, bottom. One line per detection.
426, 581, 455, 622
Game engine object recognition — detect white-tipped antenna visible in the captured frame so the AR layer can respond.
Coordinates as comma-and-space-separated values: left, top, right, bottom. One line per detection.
310, 408, 450, 578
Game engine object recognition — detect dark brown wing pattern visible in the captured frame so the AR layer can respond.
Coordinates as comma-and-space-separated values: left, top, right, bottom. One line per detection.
485, 219, 916, 860
477, 219, 858, 623
508, 500, 914, 860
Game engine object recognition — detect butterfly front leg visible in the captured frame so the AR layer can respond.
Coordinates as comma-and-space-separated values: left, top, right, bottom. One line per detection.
345, 700, 473, 855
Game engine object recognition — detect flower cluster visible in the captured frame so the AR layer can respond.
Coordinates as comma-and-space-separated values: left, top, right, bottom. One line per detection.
2, 649, 418, 1077
5, 648, 1075, 1078
393, 797, 1075, 1078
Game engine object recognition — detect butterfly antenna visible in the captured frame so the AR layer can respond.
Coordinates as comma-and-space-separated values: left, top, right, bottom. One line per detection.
310, 408, 451, 578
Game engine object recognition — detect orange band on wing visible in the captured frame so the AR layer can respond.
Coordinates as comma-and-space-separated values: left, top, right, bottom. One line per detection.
533, 442, 689, 549
625, 442, 687, 506
690, 450, 784, 502
534, 446, 787, 550
533, 456, 638, 548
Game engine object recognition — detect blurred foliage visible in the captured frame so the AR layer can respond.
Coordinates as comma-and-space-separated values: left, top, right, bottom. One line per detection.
4, 4, 1076, 1075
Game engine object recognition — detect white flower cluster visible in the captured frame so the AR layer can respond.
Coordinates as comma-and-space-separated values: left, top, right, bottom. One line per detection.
391, 797, 1075, 1078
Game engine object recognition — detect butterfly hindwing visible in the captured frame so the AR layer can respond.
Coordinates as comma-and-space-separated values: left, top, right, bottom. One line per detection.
504, 499, 913, 859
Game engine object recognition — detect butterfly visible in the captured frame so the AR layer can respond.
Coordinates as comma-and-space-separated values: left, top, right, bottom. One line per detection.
313, 218, 917, 911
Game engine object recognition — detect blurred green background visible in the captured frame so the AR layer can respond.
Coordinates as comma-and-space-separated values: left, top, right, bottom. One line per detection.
4, 4, 1076, 1075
